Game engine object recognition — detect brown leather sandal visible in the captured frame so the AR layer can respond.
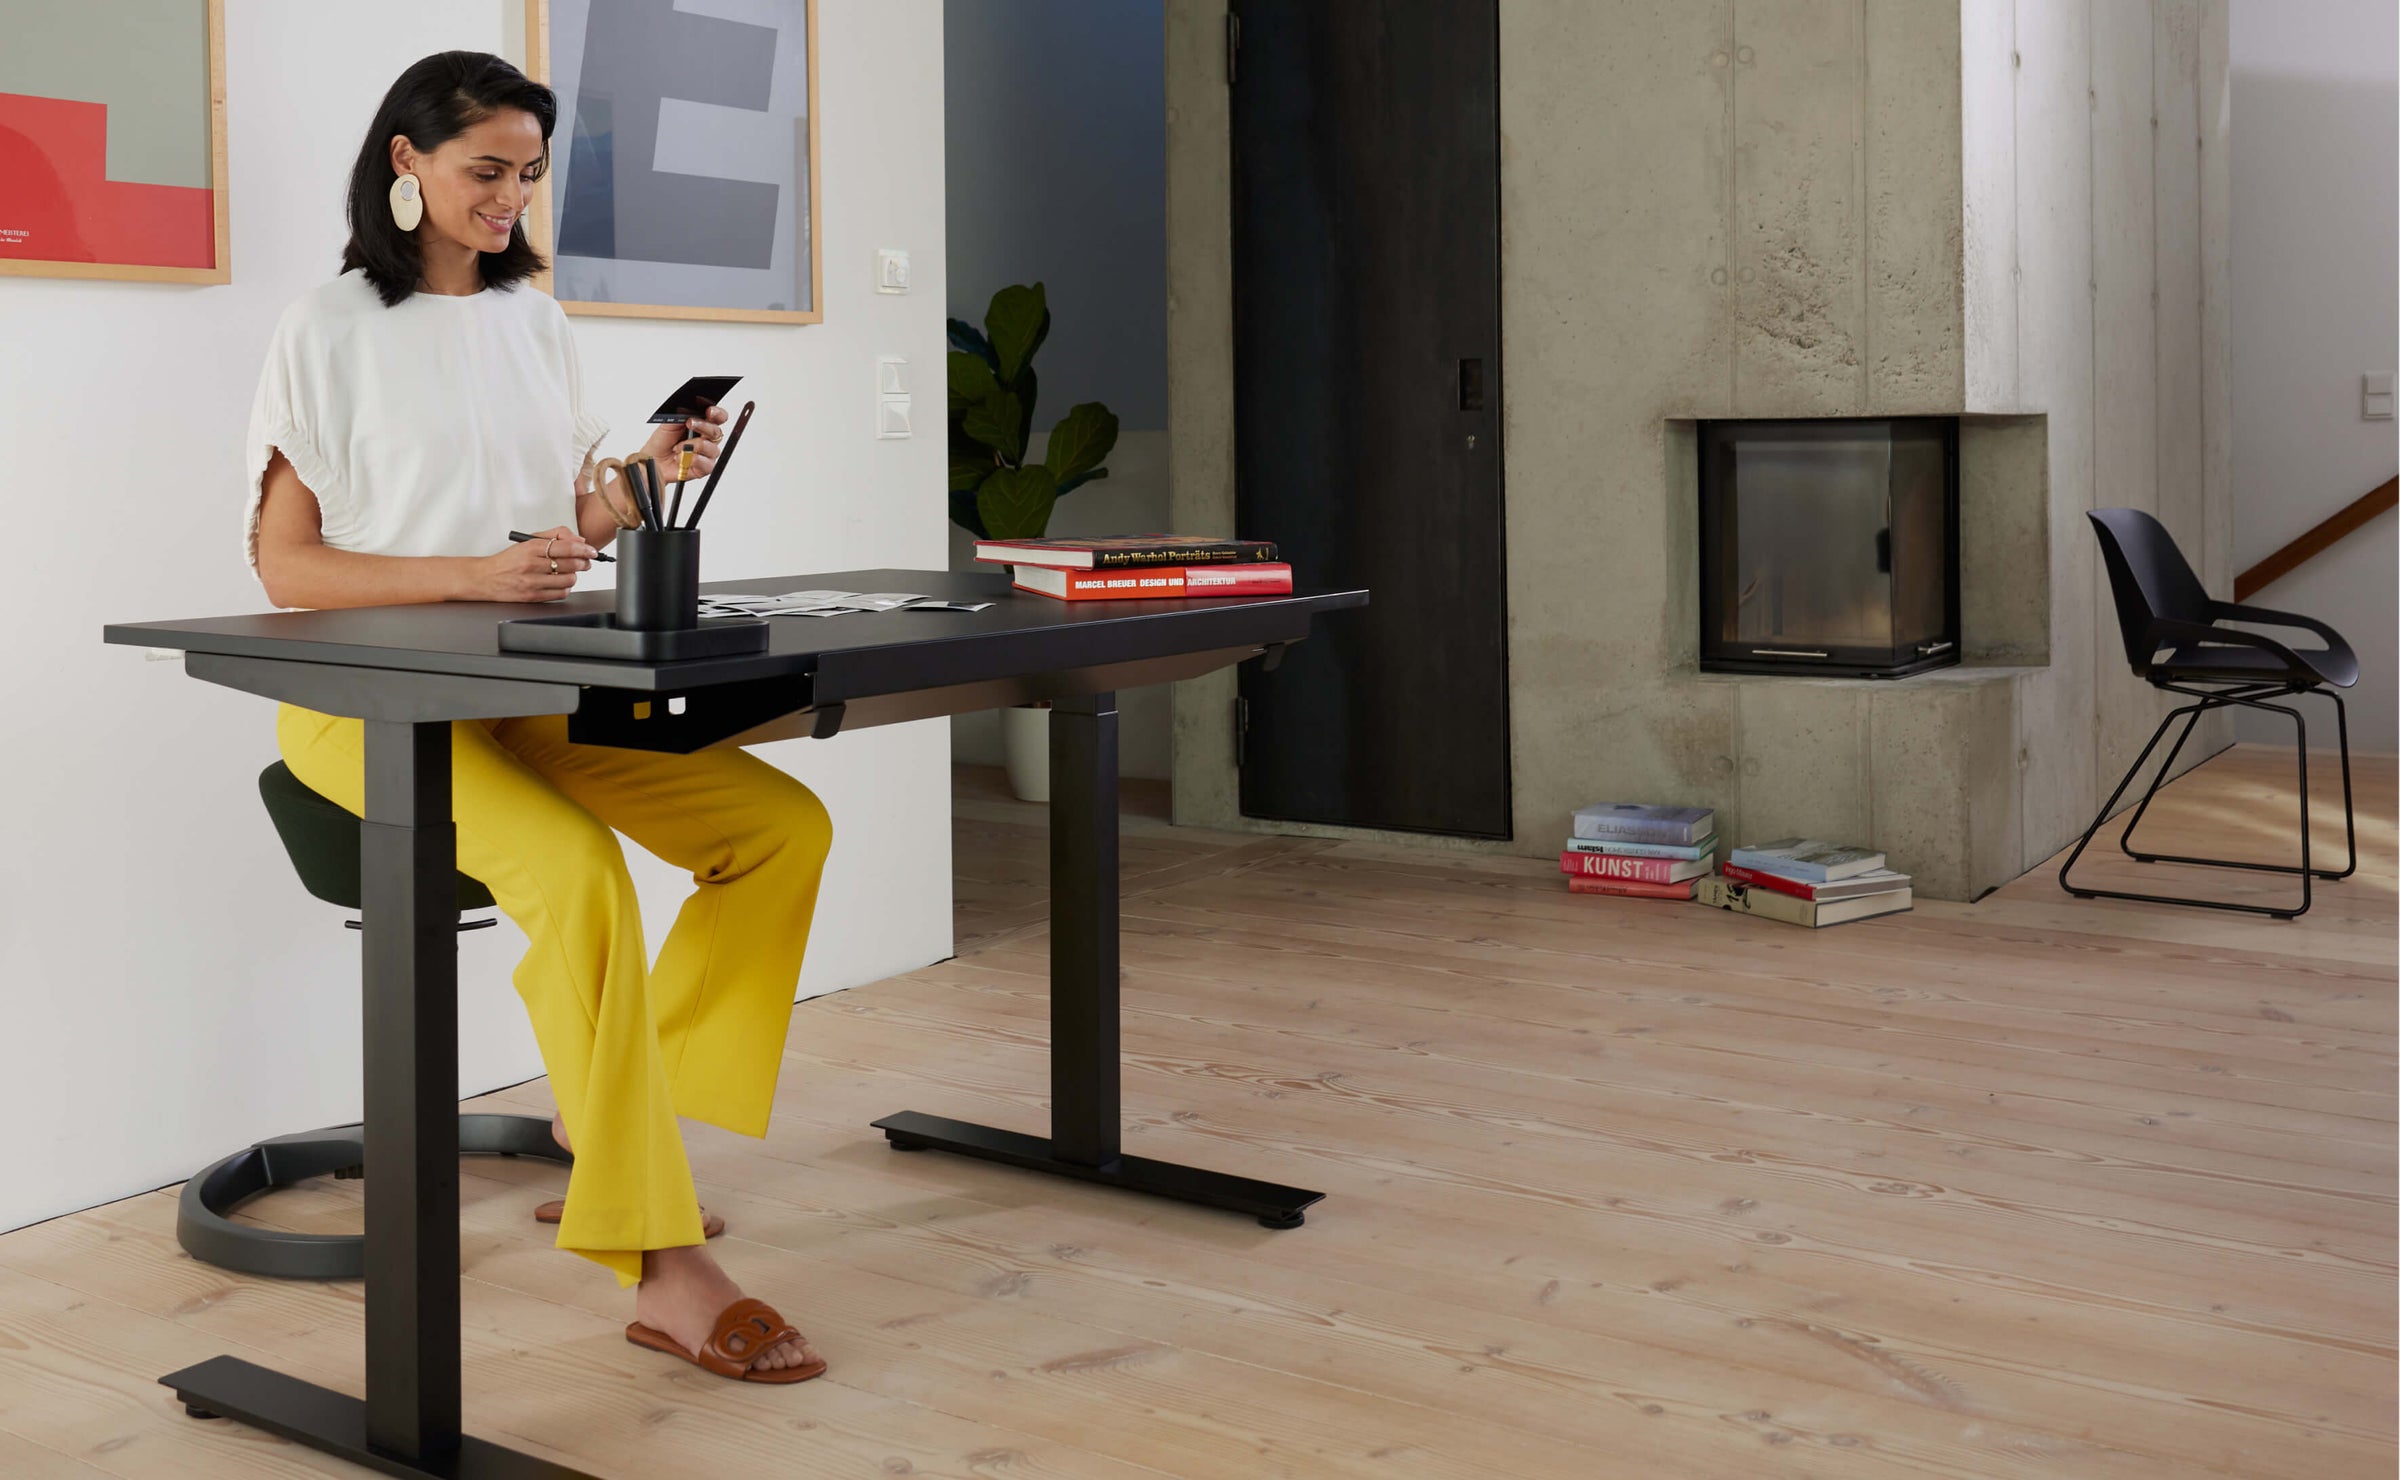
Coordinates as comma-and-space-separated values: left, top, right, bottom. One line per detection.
533, 1200, 724, 1239
626, 1297, 826, 1384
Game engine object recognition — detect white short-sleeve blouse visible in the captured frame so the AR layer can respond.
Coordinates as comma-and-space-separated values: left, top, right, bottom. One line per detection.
242, 270, 610, 588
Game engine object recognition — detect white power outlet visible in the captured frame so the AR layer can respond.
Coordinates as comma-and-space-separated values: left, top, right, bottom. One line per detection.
876, 248, 910, 293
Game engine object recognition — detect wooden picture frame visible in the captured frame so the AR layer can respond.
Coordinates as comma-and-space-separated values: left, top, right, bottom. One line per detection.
521, 0, 821, 324
0, 0, 230, 285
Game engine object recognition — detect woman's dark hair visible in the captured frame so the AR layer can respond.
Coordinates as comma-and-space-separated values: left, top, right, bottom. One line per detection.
341, 51, 554, 306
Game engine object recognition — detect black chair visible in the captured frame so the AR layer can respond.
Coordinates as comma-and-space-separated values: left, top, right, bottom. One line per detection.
2060, 508, 2357, 919
174, 762, 572, 1279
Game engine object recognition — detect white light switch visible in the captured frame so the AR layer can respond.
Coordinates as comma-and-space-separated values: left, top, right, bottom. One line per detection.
2365, 372, 2393, 421
877, 397, 913, 438
877, 355, 909, 395
876, 248, 910, 293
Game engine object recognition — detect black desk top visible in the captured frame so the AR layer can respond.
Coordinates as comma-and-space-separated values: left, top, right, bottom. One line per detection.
104, 568, 1369, 700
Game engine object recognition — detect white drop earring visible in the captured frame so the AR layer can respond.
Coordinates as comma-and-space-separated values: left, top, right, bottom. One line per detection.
389, 172, 423, 231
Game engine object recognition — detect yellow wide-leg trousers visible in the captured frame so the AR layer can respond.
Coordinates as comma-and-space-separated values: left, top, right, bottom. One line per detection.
275, 703, 833, 1288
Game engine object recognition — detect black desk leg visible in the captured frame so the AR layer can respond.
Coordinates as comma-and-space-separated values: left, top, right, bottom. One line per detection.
163, 720, 594, 1479
875, 691, 1325, 1229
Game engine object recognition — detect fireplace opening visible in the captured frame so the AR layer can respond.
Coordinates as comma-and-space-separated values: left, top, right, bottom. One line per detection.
1698, 417, 1960, 679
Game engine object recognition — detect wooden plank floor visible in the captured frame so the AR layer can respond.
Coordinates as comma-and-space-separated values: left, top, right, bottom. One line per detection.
1, 745, 2390, 1478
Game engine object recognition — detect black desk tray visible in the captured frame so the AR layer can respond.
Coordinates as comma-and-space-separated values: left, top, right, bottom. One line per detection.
496, 610, 769, 661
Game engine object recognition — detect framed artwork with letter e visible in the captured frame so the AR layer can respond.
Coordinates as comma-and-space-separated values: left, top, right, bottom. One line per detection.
0, 0, 230, 284
522, 0, 821, 324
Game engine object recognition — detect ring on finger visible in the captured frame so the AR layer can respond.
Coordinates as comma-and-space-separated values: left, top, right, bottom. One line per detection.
549, 558, 558, 574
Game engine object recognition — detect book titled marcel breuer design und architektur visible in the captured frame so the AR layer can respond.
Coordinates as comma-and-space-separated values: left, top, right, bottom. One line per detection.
1010, 563, 1294, 601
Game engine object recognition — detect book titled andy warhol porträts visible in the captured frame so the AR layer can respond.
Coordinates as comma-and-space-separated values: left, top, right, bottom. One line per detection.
975, 534, 1282, 569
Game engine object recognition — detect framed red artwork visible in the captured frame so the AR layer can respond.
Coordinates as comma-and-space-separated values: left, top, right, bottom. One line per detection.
0, 0, 230, 284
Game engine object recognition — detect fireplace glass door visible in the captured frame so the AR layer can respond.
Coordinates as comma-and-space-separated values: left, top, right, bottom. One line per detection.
1698, 418, 1959, 678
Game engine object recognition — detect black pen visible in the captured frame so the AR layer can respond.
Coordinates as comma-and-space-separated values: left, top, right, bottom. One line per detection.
509, 530, 616, 562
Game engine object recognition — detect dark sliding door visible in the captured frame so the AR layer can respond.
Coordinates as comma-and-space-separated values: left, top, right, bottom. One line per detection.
1229, 0, 1511, 838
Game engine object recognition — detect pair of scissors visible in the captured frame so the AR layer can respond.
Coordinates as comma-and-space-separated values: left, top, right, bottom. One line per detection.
590, 457, 652, 531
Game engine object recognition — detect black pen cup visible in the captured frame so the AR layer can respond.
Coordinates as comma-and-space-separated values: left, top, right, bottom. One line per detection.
614, 527, 700, 631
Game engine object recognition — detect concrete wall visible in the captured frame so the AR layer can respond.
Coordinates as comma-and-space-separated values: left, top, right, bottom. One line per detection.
2226, 0, 2397, 753
946, 0, 1173, 778
0, 0, 952, 1234
1165, 0, 2231, 898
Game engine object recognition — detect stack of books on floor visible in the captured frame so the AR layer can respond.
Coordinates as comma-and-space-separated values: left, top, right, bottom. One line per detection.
975, 534, 1292, 600
1695, 838, 1913, 928
1560, 802, 1717, 901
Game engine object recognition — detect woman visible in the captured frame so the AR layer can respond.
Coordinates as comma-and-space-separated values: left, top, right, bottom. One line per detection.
249, 52, 829, 1385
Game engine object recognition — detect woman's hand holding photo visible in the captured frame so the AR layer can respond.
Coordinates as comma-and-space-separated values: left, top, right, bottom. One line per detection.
640, 403, 733, 487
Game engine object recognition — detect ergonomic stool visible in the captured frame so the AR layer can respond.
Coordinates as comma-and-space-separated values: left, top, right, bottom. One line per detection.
173, 762, 571, 1284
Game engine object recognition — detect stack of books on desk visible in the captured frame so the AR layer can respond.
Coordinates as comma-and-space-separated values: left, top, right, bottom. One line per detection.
1560, 802, 1717, 901
1695, 838, 1913, 928
976, 534, 1292, 600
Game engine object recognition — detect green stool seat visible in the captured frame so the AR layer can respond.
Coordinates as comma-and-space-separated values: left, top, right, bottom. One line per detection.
257, 760, 496, 913
173, 763, 565, 1282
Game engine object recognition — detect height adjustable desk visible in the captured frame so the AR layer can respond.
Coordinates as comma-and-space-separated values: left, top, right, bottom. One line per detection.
103, 567, 1366, 1480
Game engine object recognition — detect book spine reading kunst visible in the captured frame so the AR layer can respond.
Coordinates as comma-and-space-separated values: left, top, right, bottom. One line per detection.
1557, 850, 1712, 884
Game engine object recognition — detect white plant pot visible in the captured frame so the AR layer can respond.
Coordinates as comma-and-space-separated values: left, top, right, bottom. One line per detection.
1002, 704, 1051, 802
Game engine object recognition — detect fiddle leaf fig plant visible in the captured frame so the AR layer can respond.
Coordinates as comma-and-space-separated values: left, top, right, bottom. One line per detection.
949, 282, 1119, 540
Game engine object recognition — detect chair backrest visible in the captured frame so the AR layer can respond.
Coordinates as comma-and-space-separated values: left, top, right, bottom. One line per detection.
258, 762, 496, 913
2087, 508, 2212, 673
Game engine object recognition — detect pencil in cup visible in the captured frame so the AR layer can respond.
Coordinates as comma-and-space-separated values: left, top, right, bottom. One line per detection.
670, 442, 694, 528
682, 401, 754, 530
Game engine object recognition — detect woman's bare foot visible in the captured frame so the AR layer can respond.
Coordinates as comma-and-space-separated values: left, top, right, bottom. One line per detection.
551, 1112, 571, 1153
636, 1246, 817, 1372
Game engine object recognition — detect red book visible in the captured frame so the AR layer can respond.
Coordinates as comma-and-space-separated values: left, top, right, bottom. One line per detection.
1719, 862, 1910, 902
1013, 563, 1294, 600
1568, 876, 1697, 900
1557, 849, 1714, 884
1718, 862, 1821, 899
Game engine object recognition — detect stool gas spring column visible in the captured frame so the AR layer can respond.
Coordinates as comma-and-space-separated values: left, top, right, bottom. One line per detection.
874, 691, 1326, 1228
163, 717, 591, 1479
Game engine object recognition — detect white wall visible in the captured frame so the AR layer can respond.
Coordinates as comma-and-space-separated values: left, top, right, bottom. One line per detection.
0, 0, 951, 1234
2228, 0, 2398, 751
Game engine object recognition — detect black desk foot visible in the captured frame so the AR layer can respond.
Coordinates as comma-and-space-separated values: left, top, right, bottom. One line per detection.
872, 1111, 1323, 1229
161, 1357, 593, 1479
